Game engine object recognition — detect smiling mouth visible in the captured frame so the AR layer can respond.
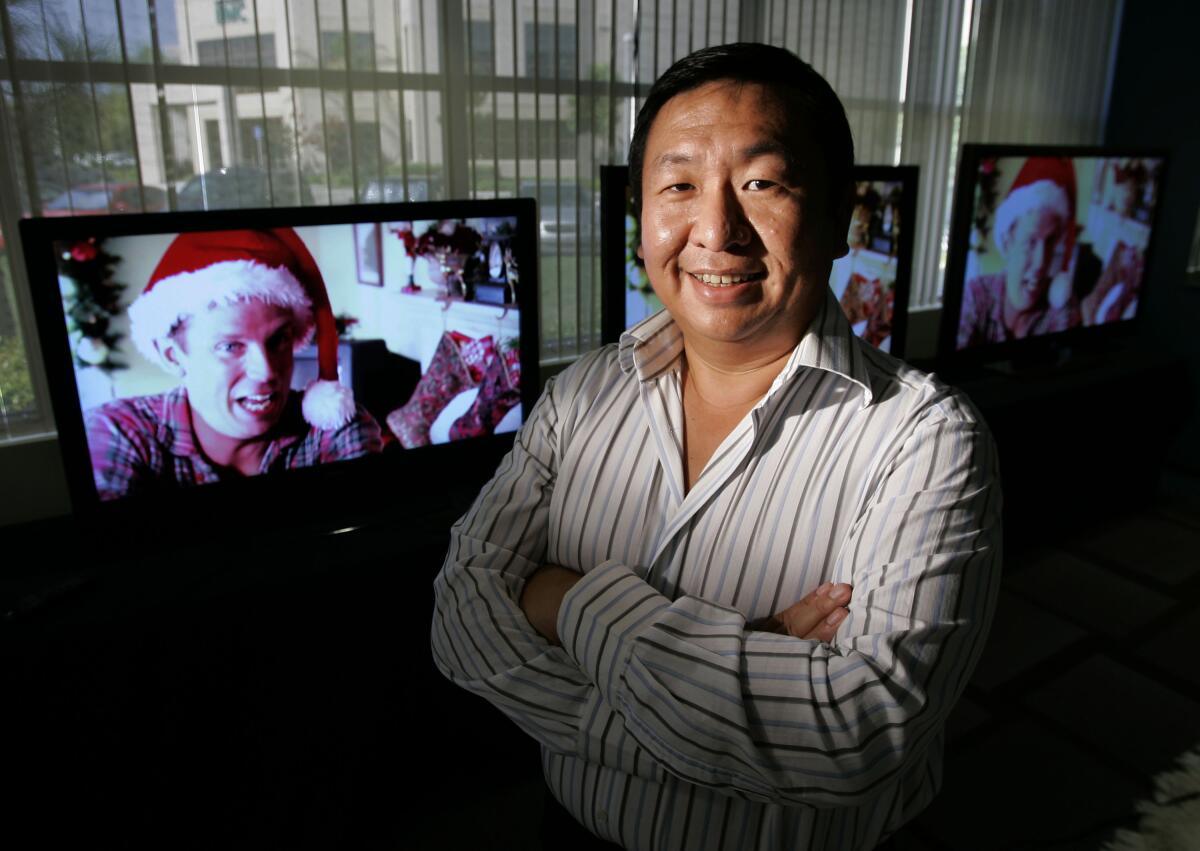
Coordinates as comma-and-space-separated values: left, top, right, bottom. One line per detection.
688, 270, 766, 286
237, 392, 280, 415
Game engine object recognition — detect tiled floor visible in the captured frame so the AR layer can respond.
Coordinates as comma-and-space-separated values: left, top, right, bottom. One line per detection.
903, 471, 1200, 851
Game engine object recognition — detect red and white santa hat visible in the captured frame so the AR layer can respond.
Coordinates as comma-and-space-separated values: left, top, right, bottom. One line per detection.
128, 228, 355, 430
993, 157, 1078, 272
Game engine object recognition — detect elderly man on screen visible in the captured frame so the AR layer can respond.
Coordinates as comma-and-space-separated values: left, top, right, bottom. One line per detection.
957, 157, 1085, 348
431, 43, 1000, 851
85, 229, 382, 501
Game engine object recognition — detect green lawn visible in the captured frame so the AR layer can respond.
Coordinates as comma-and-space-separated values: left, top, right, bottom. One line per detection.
538, 252, 602, 362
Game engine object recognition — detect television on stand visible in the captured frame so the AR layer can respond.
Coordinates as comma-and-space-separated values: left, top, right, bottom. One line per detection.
21, 198, 540, 547
600, 163, 918, 357
937, 144, 1167, 376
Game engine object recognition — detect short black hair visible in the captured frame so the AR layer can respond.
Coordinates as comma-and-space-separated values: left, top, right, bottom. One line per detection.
628, 42, 854, 222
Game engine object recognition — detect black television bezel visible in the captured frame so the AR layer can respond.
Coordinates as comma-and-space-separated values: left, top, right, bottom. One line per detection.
20, 199, 541, 540
937, 143, 1169, 371
599, 164, 635, 346
599, 163, 919, 358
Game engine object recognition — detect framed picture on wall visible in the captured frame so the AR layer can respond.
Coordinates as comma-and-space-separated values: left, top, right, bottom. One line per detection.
355, 222, 382, 286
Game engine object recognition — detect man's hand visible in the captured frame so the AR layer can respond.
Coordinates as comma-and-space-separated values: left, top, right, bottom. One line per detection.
748, 582, 852, 643
519, 565, 581, 645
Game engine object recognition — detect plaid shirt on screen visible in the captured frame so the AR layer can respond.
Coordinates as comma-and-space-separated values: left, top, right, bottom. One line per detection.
84, 386, 382, 501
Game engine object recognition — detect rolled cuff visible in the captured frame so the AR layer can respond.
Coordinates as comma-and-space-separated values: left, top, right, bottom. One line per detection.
557, 560, 670, 702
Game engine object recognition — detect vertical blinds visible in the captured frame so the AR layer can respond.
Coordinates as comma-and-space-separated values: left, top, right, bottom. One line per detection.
0, 0, 1122, 442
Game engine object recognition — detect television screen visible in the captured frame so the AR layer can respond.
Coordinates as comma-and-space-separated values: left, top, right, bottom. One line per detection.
22, 199, 539, 519
939, 145, 1165, 364
829, 166, 917, 355
600, 164, 917, 356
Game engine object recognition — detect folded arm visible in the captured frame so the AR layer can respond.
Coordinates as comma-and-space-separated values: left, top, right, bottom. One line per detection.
553, 407, 1002, 807
432, 374, 1001, 806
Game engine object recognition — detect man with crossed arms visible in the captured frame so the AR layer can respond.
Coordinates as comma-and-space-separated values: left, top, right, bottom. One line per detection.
432, 42, 1001, 851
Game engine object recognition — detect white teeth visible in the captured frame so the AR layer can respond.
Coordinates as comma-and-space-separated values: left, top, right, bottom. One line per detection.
240, 393, 274, 412
694, 272, 757, 285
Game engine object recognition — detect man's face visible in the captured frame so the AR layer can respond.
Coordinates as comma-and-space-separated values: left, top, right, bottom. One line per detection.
162, 300, 298, 441
1003, 206, 1070, 313
638, 81, 847, 357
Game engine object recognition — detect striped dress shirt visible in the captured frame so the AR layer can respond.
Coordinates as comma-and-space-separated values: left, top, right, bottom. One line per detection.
431, 287, 1002, 851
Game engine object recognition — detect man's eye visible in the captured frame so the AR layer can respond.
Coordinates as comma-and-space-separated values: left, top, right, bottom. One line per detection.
666, 182, 694, 192
216, 341, 244, 355
746, 179, 777, 191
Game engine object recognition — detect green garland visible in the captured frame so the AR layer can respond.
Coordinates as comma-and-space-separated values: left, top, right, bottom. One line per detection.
972, 158, 1001, 254
57, 238, 126, 373
624, 213, 653, 295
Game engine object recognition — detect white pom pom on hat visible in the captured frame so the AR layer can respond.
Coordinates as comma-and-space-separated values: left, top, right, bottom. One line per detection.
128, 228, 354, 431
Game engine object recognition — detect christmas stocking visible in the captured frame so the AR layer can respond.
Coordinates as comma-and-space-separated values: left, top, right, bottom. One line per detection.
449, 344, 521, 441
387, 331, 494, 448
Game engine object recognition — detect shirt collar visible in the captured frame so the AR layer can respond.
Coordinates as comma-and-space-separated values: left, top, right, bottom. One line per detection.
617, 308, 682, 382
159, 385, 200, 458
159, 387, 308, 461
617, 287, 876, 408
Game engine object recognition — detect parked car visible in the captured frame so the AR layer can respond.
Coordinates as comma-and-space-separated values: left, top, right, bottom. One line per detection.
176, 165, 314, 210
359, 176, 442, 204
41, 182, 167, 216
519, 181, 594, 254
0, 180, 159, 252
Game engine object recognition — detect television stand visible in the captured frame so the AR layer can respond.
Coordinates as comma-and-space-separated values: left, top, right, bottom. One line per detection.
983, 343, 1120, 381
958, 345, 1190, 547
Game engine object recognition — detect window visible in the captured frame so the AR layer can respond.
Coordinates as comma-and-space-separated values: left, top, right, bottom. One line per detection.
206, 120, 224, 169
468, 20, 495, 78
195, 35, 277, 68
238, 118, 288, 170
472, 118, 577, 159
0, 248, 37, 440
0, 0, 1124, 443
319, 31, 376, 70
524, 22, 577, 80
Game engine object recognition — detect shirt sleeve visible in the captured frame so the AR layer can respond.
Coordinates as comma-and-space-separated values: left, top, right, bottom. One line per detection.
555, 400, 1002, 808
320, 404, 383, 460
430, 376, 599, 750
84, 401, 158, 502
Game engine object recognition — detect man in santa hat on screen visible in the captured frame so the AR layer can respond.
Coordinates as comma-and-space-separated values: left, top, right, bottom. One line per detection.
85, 228, 382, 501
957, 157, 1085, 348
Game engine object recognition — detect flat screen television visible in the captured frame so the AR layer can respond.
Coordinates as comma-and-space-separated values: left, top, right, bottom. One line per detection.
938, 144, 1166, 370
21, 199, 539, 536
600, 164, 917, 356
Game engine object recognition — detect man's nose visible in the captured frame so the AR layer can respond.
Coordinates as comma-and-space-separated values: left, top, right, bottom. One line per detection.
691, 185, 750, 251
1030, 237, 1049, 274
243, 343, 275, 380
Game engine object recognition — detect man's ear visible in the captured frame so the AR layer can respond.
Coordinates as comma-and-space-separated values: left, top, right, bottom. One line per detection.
155, 337, 187, 378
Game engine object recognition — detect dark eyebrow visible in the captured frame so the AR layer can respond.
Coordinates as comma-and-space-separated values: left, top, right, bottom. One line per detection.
649, 151, 693, 170
649, 141, 800, 172
742, 141, 801, 172
741, 141, 789, 159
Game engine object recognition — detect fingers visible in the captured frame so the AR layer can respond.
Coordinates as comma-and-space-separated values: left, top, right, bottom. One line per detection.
774, 581, 852, 641
800, 599, 849, 643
